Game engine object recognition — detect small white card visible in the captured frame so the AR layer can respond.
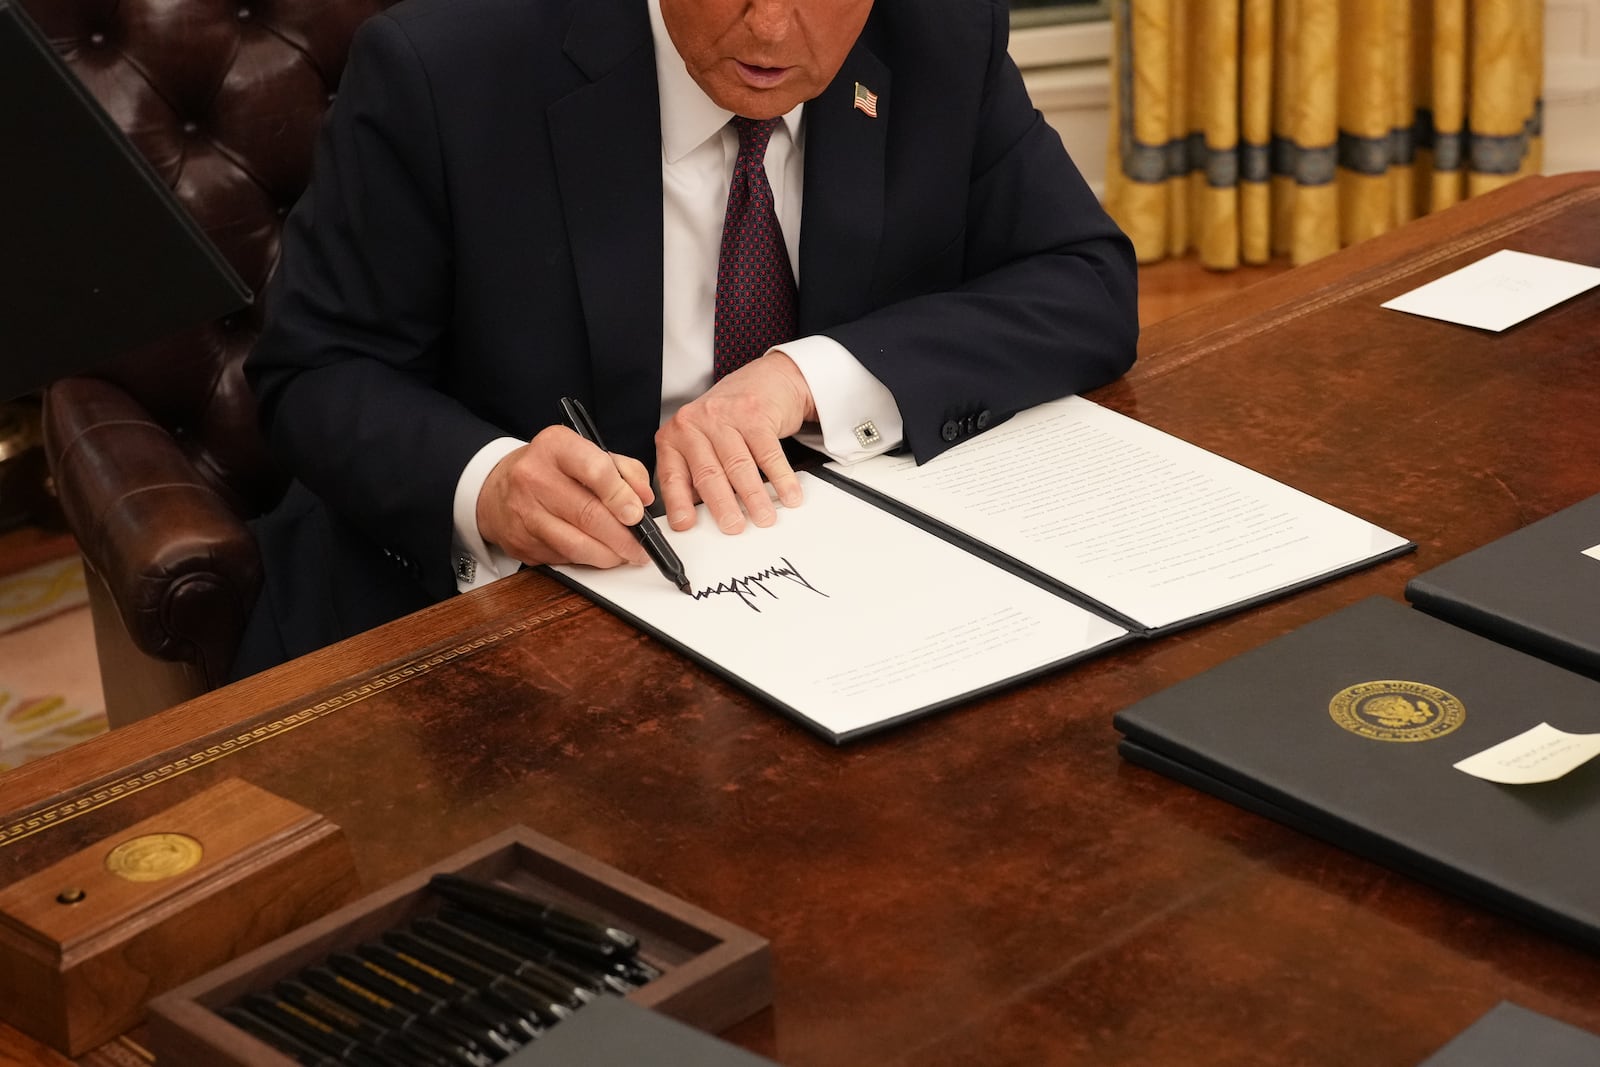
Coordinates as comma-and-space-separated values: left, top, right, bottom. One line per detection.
1453, 721, 1600, 784
1381, 249, 1600, 332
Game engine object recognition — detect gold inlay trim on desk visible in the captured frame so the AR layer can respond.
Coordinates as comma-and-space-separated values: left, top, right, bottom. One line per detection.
0, 601, 587, 848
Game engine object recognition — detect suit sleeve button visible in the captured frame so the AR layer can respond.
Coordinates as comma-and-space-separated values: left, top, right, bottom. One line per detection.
976, 409, 992, 430
941, 419, 960, 442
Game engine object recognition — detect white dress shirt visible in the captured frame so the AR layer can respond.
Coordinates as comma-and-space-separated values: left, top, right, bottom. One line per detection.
451, 0, 903, 590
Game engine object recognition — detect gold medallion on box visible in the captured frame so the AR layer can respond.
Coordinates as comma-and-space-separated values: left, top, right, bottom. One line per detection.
104, 833, 204, 882
1328, 680, 1465, 742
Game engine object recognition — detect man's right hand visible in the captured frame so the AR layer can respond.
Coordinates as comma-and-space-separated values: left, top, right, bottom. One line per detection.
476, 425, 654, 569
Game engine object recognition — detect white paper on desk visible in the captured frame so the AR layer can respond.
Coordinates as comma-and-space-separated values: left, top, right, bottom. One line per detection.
825, 396, 1409, 632
1380, 248, 1600, 332
1453, 722, 1600, 784
553, 471, 1128, 740
1582, 542, 1600, 564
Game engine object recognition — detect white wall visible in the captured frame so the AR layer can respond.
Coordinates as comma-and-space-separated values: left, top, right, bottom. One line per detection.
1545, 0, 1600, 174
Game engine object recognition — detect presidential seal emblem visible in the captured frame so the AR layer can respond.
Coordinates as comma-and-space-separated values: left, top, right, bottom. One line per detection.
104, 832, 204, 882
1328, 680, 1464, 742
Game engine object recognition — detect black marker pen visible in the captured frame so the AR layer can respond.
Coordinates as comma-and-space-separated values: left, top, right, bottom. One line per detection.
559, 396, 691, 594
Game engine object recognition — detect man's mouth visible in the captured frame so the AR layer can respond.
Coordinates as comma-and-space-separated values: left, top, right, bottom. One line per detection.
736, 61, 790, 88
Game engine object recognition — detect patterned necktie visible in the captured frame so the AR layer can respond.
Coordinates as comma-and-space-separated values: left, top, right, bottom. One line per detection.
713, 116, 797, 380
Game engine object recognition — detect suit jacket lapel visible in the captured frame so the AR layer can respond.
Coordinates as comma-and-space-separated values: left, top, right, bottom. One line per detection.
798, 42, 889, 333
548, 0, 664, 457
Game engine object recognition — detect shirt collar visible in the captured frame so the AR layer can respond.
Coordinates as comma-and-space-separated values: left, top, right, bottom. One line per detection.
648, 0, 803, 164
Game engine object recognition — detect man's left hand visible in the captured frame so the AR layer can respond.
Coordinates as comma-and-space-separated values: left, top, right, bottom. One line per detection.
655, 351, 815, 533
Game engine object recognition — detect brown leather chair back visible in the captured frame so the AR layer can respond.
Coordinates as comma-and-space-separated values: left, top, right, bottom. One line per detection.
36, 0, 390, 724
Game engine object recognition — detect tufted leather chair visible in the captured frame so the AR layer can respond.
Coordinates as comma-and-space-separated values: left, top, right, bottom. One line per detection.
35, 0, 391, 727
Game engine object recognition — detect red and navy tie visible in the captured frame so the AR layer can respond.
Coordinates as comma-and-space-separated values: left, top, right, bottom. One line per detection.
713, 117, 797, 380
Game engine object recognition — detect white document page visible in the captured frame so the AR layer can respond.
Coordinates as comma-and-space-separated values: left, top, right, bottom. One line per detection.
553, 471, 1128, 740
825, 396, 1409, 632
1380, 248, 1600, 332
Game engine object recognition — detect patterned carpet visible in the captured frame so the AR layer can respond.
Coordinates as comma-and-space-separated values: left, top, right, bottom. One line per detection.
0, 550, 87, 633
0, 554, 107, 770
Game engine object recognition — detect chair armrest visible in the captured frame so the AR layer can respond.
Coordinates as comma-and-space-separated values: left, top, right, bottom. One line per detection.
43, 377, 262, 686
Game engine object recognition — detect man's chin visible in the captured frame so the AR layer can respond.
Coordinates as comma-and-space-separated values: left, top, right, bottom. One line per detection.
702, 74, 812, 120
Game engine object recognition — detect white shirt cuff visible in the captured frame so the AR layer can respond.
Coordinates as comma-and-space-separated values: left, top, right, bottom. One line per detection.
777, 334, 903, 464
452, 436, 525, 592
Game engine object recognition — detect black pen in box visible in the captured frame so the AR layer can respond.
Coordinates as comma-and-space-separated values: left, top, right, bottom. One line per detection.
326, 952, 522, 1056
381, 928, 566, 1031
428, 872, 642, 960
299, 966, 497, 1066
435, 905, 643, 994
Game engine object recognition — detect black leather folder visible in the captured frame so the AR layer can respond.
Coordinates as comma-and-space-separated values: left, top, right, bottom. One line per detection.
1114, 596, 1600, 951
1406, 492, 1600, 679
1416, 1002, 1600, 1066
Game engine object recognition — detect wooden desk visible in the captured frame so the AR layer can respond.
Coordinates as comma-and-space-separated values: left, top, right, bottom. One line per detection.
6, 172, 1600, 1066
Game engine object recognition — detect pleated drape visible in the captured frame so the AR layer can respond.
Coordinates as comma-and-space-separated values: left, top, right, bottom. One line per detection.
1105, 0, 1543, 268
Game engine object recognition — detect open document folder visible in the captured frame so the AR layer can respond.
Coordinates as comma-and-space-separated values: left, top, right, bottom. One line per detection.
555, 396, 1412, 743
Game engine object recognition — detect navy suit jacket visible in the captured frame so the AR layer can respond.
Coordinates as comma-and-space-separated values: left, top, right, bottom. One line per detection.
238, 0, 1138, 674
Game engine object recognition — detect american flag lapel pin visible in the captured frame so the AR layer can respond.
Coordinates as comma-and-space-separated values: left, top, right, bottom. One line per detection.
853, 81, 879, 118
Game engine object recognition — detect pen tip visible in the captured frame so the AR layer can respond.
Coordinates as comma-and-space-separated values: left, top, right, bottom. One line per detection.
677, 578, 692, 595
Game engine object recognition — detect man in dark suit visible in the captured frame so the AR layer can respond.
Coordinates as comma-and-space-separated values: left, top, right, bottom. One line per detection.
234, 0, 1138, 677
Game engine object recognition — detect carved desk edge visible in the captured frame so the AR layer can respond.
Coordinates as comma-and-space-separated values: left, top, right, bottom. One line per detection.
1124, 171, 1600, 391
0, 570, 596, 848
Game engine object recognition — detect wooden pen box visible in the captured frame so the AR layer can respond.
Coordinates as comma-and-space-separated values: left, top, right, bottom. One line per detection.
147, 825, 773, 1066
0, 778, 360, 1057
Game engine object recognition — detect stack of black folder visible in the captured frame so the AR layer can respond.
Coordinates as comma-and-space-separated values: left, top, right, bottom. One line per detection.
1406, 492, 1600, 679
1114, 596, 1600, 950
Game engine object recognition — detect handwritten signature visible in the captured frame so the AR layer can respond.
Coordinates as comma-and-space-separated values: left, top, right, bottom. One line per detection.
691, 557, 830, 613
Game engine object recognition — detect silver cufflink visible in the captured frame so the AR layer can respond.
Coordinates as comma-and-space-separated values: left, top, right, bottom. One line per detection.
455, 556, 477, 583
853, 420, 881, 448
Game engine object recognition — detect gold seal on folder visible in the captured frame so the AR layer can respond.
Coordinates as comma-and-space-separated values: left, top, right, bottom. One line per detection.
104, 833, 204, 882
1328, 680, 1465, 742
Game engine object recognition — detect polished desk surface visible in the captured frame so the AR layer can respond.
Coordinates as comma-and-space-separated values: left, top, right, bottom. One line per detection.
6, 172, 1600, 1066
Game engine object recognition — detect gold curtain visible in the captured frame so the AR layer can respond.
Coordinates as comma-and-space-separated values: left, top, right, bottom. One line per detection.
1105, 0, 1544, 269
